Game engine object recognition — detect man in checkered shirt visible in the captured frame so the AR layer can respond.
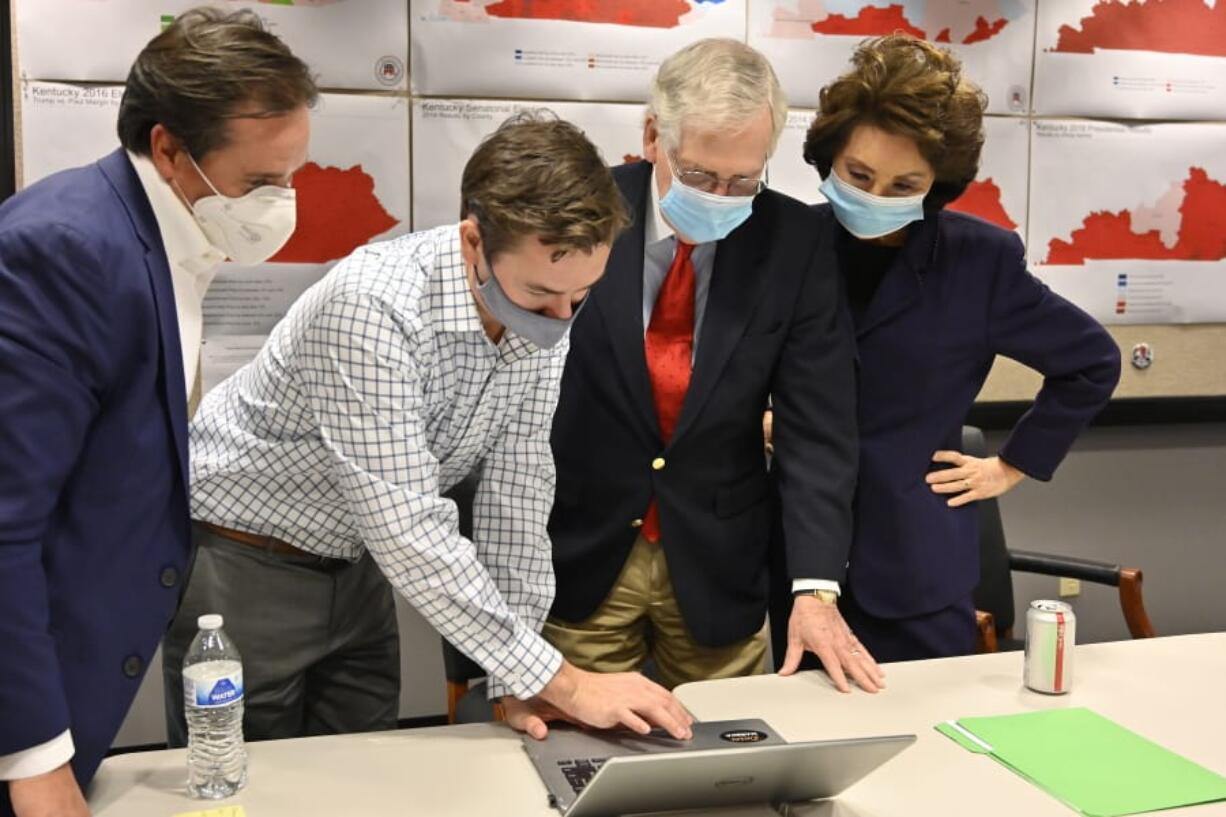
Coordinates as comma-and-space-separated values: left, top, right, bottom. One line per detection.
162, 113, 693, 744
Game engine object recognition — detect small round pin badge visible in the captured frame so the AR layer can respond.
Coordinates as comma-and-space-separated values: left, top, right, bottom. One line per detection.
1131, 342, 1153, 370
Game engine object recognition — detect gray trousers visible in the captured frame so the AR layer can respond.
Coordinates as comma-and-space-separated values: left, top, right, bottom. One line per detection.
163, 523, 400, 747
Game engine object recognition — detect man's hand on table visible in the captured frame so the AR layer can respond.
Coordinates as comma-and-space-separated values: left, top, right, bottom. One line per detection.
780, 594, 886, 694
507, 661, 694, 741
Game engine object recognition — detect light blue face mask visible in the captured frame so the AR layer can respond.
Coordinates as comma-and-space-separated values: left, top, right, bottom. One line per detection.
820, 169, 925, 240
658, 158, 758, 244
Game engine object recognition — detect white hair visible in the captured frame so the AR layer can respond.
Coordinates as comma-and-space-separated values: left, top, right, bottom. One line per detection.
647, 38, 788, 155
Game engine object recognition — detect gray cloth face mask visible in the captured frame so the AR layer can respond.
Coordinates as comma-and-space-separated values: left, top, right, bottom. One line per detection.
474, 257, 586, 349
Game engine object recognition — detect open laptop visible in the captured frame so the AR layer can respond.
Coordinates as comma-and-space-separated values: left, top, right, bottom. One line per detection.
522, 718, 914, 817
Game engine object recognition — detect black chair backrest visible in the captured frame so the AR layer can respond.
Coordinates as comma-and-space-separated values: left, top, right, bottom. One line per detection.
440, 475, 485, 684
963, 425, 1016, 634
441, 639, 484, 686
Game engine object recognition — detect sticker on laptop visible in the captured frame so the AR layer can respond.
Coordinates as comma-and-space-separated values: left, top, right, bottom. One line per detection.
719, 729, 769, 743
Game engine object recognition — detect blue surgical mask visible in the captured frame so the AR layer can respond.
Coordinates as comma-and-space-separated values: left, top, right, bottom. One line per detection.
474, 256, 585, 350
658, 160, 757, 244
820, 169, 925, 240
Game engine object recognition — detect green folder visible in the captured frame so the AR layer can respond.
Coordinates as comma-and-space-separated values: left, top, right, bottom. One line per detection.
936, 708, 1226, 816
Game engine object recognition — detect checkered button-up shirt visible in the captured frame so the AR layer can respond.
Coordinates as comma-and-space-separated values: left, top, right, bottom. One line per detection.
190, 225, 564, 699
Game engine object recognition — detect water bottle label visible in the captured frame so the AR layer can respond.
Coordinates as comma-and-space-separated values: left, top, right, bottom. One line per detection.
185, 670, 244, 708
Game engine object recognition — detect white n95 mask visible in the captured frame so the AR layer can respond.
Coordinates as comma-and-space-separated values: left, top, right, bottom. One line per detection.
186, 154, 297, 266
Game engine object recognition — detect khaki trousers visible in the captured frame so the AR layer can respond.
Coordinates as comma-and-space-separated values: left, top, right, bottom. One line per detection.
544, 535, 767, 690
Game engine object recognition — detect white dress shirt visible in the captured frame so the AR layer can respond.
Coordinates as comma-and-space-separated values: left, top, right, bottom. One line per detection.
190, 225, 564, 700
645, 164, 839, 598
128, 151, 226, 393
0, 154, 223, 781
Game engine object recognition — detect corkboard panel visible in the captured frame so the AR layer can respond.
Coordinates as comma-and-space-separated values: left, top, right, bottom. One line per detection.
977, 324, 1226, 402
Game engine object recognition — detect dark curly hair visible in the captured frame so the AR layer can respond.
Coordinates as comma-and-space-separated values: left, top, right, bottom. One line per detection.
802, 34, 987, 210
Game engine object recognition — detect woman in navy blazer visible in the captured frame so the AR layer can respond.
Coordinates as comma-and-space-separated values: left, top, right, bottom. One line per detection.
771, 35, 1121, 670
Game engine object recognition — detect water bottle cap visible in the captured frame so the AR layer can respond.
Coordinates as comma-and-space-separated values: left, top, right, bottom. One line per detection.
197, 614, 224, 630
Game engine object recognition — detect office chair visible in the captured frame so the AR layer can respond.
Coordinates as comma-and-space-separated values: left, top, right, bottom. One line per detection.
441, 638, 498, 724
965, 425, 1157, 652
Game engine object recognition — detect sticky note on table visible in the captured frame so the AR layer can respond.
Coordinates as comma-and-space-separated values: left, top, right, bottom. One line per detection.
172, 806, 246, 817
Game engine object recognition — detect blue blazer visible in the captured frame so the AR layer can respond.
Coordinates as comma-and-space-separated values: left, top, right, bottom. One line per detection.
0, 149, 191, 804
821, 205, 1121, 619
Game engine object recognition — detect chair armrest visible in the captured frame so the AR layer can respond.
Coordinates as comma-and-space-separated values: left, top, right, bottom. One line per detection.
1009, 550, 1156, 640
975, 610, 999, 653
1118, 567, 1157, 639
442, 638, 486, 683
1008, 549, 1121, 586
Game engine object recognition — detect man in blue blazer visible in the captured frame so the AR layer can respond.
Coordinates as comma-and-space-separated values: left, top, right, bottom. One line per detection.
0, 11, 314, 815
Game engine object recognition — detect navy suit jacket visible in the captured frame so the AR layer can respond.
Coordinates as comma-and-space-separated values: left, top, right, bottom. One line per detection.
0, 149, 192, 807
819, 205, 1121, 619
548, 161, 858, 647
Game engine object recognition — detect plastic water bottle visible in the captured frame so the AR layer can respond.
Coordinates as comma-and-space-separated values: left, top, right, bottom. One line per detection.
183, 614, 247, 798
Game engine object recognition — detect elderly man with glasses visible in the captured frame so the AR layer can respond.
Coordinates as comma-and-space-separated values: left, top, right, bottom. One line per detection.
542, 38, 880, 698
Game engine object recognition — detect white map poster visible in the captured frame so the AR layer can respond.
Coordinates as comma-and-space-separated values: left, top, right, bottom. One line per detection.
767, 110, 1029, 240
21, 85, 410, 261
409, 0, 747, 101
204, 91, 411, 391
1029, 121, 1226, 325
1033, 0, 1226, 119
764, 109, 822, 206
411, 99, 645, 230
19, 83, 126, 185
16, 0, 409, 90
21, 82, 412, 392
748, 0, 1036, 114
947, 114, 1029, 241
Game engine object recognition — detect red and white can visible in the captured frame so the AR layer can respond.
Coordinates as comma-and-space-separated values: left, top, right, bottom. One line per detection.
1023, 600, 1076, 694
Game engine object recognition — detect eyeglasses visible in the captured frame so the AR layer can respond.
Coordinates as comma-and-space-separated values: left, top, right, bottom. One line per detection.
668, 153, 768, 197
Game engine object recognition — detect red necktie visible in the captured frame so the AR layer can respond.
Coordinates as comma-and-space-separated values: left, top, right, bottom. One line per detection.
642, 240, 696, 543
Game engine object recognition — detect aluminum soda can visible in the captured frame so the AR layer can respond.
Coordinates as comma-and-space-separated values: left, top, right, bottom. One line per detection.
1023, 600, 1076, 694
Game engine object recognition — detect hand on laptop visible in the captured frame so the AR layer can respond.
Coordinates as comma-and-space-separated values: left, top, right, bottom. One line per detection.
510, 660, 694, 741
779, 595, 886, 693
502, 695, 577, 740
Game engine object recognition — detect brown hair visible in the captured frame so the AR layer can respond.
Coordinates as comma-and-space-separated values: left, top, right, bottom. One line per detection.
460, 111, 630, 261
118, 8, 318, 159
802, 35, 987, 210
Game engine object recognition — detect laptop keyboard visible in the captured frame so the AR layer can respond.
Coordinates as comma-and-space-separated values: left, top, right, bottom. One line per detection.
557, 758, 607, 794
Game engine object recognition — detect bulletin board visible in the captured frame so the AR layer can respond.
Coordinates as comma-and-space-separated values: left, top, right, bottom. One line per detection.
6, 0, 1226, 414
973, 324, 1226, 428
